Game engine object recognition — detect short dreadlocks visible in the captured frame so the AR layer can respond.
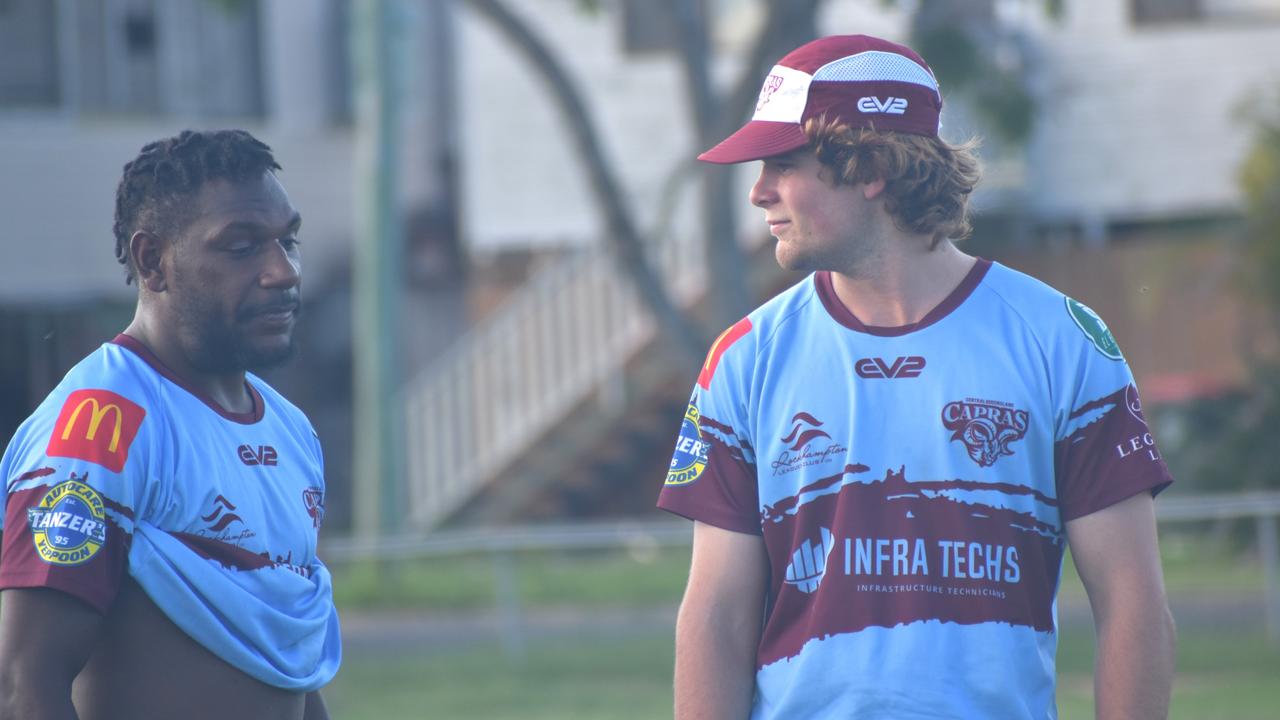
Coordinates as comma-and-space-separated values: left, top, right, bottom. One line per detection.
112, 129, 282, 285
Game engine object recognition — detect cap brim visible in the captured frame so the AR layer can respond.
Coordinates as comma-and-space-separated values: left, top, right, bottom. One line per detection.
697, 121, 809, 164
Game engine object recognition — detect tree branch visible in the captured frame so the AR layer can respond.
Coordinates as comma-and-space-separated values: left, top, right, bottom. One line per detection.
466, 0, 706, 364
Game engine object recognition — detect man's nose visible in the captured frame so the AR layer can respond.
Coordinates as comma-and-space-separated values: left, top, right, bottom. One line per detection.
750, 169, 776, 208
260, 241, 300, 289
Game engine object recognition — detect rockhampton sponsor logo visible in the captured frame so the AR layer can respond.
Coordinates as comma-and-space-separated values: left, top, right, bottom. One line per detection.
1066, 297, 1123, 360
942, 398, 1030, 468
772, 412, 847, 477
666, 402, 710, 486
26, 475, 108, 566
197, 494, 256, 546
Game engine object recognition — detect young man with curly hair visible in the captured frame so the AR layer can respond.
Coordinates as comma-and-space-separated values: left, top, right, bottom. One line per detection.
0, 130, 339, 719
658, 35, 1175, 719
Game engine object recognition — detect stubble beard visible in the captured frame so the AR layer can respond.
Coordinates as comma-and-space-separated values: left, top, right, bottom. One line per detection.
175, 293, 296, 374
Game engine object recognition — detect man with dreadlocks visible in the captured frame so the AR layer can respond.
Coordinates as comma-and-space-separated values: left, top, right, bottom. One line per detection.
0, 130, 339, 719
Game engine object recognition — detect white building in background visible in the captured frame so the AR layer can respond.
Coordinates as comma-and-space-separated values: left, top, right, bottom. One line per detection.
2, 0, 1278, 302
1020, 0, 1280, 230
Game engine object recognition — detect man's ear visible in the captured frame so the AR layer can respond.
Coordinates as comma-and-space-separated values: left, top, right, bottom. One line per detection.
862, 179, 887, 200
130, 231, 168, 293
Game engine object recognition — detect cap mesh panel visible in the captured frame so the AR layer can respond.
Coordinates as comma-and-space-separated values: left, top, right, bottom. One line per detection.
812, 51, 939, 96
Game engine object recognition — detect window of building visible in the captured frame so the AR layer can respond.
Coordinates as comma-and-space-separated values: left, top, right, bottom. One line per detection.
0, 0, 265, 117
0, 0, 59, 107
1133, 0, 1280, 25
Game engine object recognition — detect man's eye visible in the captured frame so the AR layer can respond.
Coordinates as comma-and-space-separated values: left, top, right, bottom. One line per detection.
281, 236, 301, 250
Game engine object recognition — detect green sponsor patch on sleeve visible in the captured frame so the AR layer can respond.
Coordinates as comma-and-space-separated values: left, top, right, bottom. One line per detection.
1065, 297, 1123, 361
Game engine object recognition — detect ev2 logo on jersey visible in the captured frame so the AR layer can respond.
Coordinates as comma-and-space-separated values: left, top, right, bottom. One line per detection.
857, 96, 907, 115
855, 356, 926, 379
238, 444, 278, 466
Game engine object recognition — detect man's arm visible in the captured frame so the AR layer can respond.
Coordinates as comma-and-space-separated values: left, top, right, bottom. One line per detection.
674, 521, 769, 720
1065, 491, 1176, 720
0, 588, 105, 720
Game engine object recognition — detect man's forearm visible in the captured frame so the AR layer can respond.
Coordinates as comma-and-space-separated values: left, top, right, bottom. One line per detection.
1093, 604, 1176, 719
674, 605, 758, 719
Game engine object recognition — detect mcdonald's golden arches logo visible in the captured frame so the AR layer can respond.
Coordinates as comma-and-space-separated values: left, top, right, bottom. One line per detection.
46, 389, 146, 472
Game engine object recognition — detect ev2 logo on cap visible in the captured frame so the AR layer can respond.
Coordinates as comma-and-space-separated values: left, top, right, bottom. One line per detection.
857, 96, 908, 115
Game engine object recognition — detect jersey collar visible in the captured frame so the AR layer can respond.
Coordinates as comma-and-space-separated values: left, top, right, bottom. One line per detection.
815, 258, 992, 336
112, 334, 265, 424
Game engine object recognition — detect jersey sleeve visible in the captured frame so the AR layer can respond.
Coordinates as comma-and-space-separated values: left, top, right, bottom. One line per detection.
1053, 298, 1173, 521
0, 386, 154, 613
657, 318, 761, 535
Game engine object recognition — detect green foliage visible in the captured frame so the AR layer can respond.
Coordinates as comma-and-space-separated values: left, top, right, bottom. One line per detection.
1239, 93, 1280, 317
910, 0, 1038, 144
205, 0, 251, 16
913, 23, 983, 92
1176, 90, 1280, 492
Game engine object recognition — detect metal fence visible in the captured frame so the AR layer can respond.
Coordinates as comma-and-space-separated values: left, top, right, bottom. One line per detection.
323, 490, 1280, 648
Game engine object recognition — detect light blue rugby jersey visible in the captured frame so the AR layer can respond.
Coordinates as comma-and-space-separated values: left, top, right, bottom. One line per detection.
0, 335, 340, 692
659, 259, 1172, 719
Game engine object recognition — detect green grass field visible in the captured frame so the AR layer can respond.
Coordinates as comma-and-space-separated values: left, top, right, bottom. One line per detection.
326, 628, 1280, 719
325, 528, 1280, 719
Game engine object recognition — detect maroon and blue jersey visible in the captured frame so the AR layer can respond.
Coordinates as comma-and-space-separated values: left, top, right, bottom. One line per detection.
0, 335, 340, 691
659, 259, 1171, 719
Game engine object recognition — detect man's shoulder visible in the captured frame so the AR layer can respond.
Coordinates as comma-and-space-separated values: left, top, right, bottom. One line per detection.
33, 342, 159, 425
743, 273, 821, 344
2, 342, 160, 482
977, 262, 1097, 338
979, 262, 1069, 313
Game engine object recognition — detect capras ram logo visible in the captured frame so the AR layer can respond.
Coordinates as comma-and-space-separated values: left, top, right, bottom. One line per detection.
855, 356, 926, 379
942, 398, 1030, 468
857, 96, 908, 115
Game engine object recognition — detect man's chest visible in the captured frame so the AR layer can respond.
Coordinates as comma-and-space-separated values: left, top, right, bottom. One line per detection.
152, 412, 323, 559
751, 336, 1057, 513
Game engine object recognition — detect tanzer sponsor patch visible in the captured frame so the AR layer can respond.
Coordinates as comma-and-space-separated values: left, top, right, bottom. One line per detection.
667, 403, 710, 486
27, 478, 109, 566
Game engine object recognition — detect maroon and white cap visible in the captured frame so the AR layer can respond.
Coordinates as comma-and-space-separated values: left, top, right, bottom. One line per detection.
699, 35, 942, 164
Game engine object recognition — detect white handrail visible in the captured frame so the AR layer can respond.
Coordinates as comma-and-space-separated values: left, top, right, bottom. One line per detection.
401, 228, 711, 530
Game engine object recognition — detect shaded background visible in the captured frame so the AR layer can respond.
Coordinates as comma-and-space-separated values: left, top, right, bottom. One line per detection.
2, 0, 1279, 717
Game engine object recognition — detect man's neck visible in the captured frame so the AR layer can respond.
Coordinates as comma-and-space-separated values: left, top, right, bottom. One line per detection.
828, 239, 976, 328
122, 315, 254, 415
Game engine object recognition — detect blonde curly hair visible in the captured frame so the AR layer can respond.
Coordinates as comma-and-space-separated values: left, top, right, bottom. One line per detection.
804, 116, 982, 246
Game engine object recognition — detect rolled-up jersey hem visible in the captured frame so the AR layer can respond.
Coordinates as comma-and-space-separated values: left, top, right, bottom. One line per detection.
657, 502, 762, 536
0, 574, 112, 615
1061, 473, 1173, 523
